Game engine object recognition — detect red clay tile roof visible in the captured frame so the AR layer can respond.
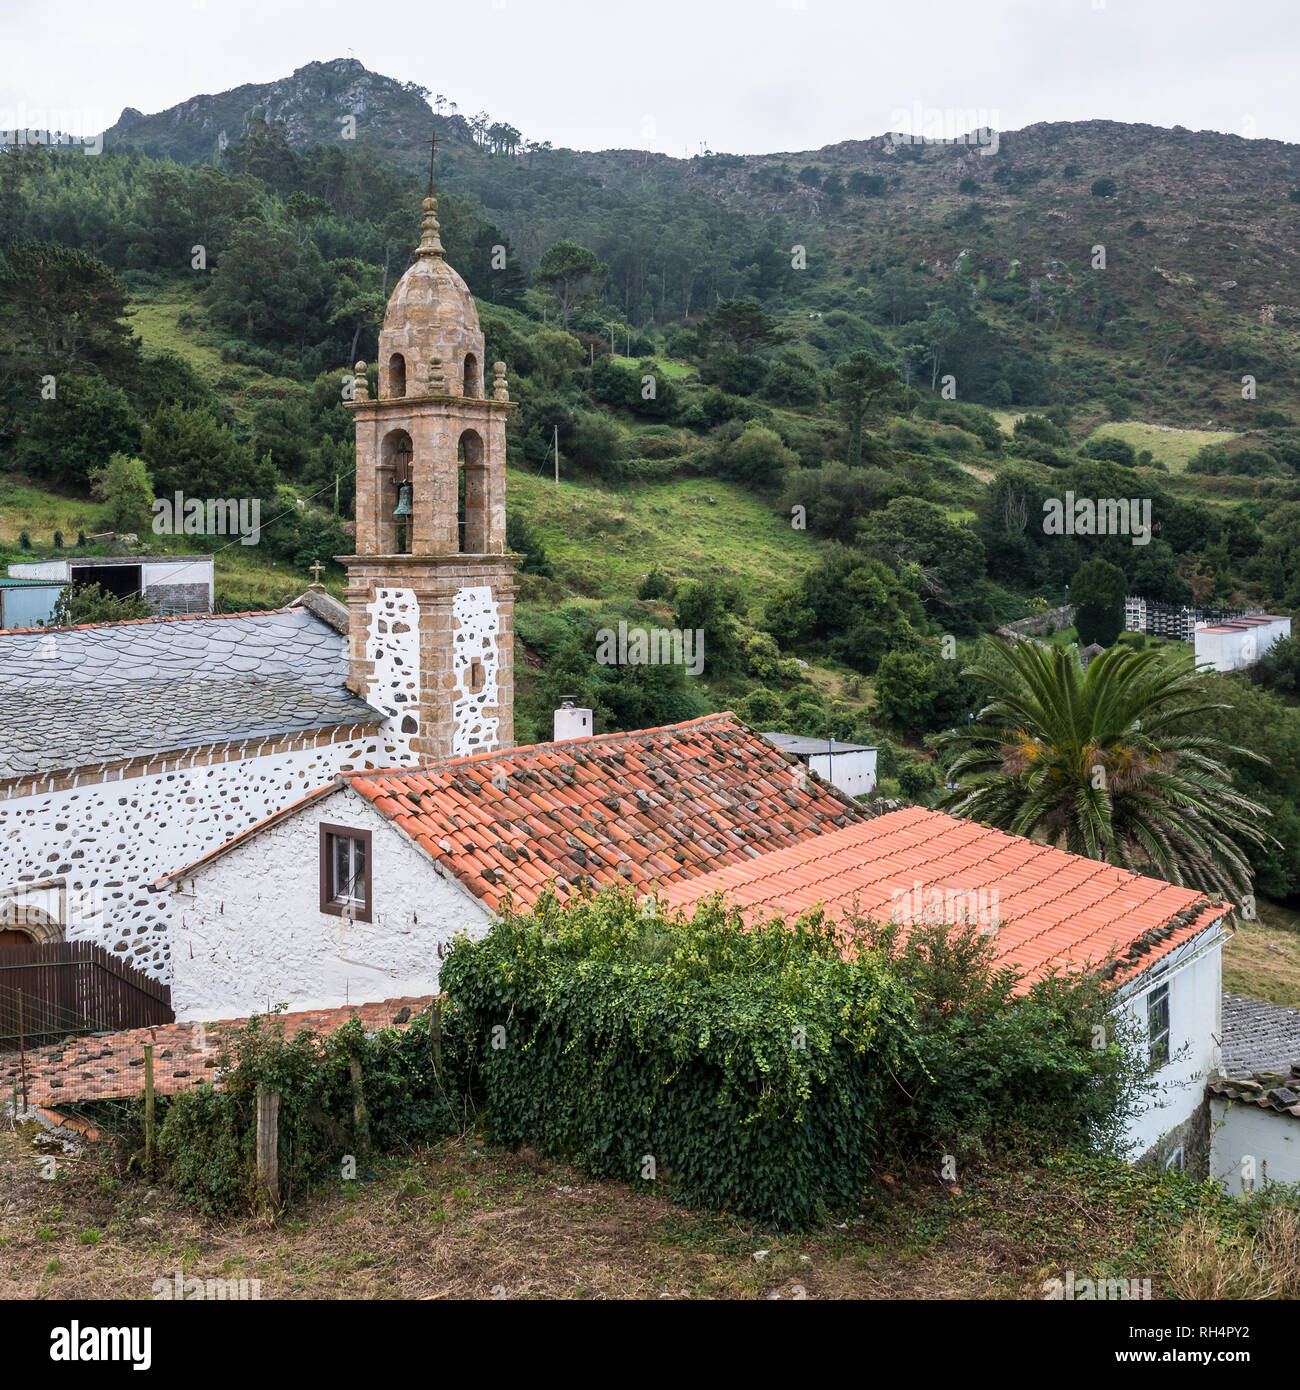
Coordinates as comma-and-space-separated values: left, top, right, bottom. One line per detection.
0, 997, 433, 1109
344, 713, 870, 911
658, 806, 1227, 992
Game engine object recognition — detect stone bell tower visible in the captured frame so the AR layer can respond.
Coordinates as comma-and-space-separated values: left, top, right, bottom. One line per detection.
340, 188, 518, 761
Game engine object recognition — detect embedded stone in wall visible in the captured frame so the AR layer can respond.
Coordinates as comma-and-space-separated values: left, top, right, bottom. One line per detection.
364, 587, 421, 751
1, 732, 409, 981
451, 584, 501, 755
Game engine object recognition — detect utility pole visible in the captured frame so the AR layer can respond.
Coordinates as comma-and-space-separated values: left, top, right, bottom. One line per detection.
554, 424, 560, 488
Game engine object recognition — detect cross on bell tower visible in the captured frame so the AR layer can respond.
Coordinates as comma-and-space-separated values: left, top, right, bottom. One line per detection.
339, 173, 519, 762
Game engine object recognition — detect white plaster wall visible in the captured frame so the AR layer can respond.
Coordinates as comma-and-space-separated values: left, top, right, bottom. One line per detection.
1115, 935, 1223, 1159
363, 587, 421, 755
1195, 620, 1291, 673
7, 561, 69, 581
451, 584, 501, 755
808, 749, 876, 797
0, 731, 409, 980
169, 792, 492, 1020
142, 559, 214, 603
1211, 1099, 1300, 1194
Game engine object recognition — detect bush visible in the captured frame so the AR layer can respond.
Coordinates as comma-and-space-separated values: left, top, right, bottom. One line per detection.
442, 888, 917, 1229
636, 565, 673, 601
897, 758, 940, 801
442, 889, 1137, 1226
152, 1007, 469, 1216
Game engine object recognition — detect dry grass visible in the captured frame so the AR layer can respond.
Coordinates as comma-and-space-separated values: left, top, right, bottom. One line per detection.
1164, 1211, 1296, 1300
0, 1121, 1160, 1302
1223, 909, 1300, 1009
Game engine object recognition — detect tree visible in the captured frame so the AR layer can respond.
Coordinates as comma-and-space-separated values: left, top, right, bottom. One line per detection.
12, 374, 142, 489
874, 649, 972, 734
534, 241, 607, 328
142, 403, 273, 498
49, 582, 153, 627
711, 426, 797, 487
920, 308, 960, 392
699, 299, 784, 357
674, 577, 743, 676
1070, 557, 1127, 647
90, 452, 155, 532
0, 241, 138, 379
833, 354, 908, 465
938, 641, 1272, 899
859, 496, 988, 629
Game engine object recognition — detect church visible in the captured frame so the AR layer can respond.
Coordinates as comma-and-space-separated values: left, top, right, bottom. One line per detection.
0, 185, 519, 982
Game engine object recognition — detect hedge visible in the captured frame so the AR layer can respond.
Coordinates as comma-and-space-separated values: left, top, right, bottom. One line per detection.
441, 888, 918, 1229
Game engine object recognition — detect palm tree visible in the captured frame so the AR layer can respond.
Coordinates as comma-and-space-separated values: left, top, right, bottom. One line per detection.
937, 640, 1272, 901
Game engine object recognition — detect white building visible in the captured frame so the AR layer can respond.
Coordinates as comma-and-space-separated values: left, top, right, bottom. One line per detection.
762, 732, 878, 798
659, 808, 1230, 1172
1209, 994, 1300, 1194
154, 715, 868, 1020
9, 554, 215, 616
1194, 614, 1291, 673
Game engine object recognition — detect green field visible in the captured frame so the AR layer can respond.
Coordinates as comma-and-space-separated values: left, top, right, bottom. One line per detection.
1082, 421, 1240, 474
505, 468, 817, 621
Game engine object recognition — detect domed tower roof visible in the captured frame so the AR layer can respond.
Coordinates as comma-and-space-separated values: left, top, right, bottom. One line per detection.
377, 193, 485, 399
382, 196, 480, 337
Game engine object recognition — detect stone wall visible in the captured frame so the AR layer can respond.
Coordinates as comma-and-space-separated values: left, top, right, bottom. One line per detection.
995, 604, 1076, 643
145, 582, 211, 616
0, 724, 409, 981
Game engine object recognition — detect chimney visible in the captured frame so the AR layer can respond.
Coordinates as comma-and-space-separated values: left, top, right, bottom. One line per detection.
553, 698, 592, 742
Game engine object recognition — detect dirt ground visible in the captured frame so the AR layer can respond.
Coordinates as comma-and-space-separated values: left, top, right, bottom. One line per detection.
0, 1111, 1122, 1301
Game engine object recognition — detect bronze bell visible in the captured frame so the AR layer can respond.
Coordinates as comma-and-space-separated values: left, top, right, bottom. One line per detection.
392, 480, 413, 518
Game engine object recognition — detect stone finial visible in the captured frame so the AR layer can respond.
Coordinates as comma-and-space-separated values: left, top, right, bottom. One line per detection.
353, 361, 369, 401
492, 361, 510, 401
427, 355, 446, 394
416, 195, 445, 258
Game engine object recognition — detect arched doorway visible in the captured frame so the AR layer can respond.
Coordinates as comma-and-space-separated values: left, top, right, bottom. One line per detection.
0, 903, 64, 946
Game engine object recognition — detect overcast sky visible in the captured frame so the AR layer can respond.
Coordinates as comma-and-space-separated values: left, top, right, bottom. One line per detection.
5, 0, 1299, 156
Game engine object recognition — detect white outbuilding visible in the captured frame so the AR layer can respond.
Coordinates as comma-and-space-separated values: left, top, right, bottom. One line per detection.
1193, 614, 1290, 673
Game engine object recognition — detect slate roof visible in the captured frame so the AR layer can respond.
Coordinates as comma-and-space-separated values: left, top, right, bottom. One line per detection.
1208, 993, 1300, 1118
658, 806, 1227, 993
343, 713, 871, 911
0, 606, 379, 780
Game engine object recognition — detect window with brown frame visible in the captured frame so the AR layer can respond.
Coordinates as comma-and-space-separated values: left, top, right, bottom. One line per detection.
319, 823, 373, 923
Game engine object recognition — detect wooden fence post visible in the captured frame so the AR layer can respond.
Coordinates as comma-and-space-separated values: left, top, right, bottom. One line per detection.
431, 997, 443, 1080
256, 1086, 280, 1213
17, 989, 27, 1110
142, 1044, 156, 1177
349, 1054, 371, 1161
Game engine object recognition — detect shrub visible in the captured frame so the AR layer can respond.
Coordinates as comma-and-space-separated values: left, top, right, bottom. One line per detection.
153, 1007, 469, 1215
443, 890, 1138, 1226
442, 888, 917, 1229
636, 565, 673, 601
